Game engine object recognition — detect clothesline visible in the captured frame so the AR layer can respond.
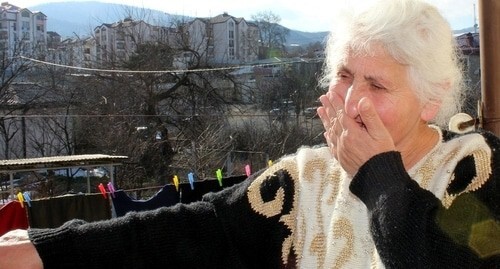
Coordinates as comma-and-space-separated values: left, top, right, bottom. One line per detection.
105, 174, 249, 194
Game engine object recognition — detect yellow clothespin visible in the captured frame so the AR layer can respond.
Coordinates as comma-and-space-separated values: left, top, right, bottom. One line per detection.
17, 192, 25, 208
173, 175, 179, 192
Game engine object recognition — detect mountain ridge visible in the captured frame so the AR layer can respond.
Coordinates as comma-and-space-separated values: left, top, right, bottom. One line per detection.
28, 1, 472, 46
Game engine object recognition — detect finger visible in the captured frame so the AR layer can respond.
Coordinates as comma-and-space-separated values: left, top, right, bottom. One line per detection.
328, 91, 344, 114
318, 94, 339, 130
331, 112, 342, 137
326, 126, 338, 156
324, 92, 340, 119
317, 102, 330, 128
357, 97, 388, 139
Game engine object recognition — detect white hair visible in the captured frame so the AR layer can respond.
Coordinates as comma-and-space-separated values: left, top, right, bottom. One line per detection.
320, 0, 465, 127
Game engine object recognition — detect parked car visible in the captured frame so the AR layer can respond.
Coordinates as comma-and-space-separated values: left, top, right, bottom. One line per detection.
303, 107, 319, 118
269, 107, 295, 120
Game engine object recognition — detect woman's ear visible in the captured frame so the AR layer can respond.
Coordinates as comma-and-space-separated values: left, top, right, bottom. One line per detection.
421, 81, 449, 122
420, 101, 441, 121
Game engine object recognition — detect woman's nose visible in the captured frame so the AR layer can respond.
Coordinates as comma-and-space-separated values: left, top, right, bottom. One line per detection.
344, 84, 365, 118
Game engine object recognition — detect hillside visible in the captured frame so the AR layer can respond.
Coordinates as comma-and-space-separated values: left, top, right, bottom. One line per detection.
29, 1, 171, 38
29, 1, 328, 46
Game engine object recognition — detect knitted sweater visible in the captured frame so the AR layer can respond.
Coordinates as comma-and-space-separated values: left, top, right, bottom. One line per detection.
28, 128, 500, 269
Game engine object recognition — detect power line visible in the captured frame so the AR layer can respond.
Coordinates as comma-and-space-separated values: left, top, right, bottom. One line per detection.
0, 113, 278, 119
20, 55, 318, 74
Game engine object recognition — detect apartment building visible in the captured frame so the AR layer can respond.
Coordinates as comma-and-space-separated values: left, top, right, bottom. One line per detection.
0, 2, 47, 57
47, 13, 260, 69
188, 12, 259, 66
93, 18, 174, 65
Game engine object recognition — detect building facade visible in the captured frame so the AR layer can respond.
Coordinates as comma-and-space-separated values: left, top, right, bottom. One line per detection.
0, 2, 47, 57
187, 13, 259, 66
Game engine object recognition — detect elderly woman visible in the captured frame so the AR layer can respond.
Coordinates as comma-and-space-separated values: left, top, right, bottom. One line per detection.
0, 0, 499, 268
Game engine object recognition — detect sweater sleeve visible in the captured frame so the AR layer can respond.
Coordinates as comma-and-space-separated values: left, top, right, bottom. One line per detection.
29, 198, 232, 269
28, 169, 295, 269
349, 144, 500, 269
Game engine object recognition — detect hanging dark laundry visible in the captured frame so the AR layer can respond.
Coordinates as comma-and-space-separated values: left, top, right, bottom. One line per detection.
111, 184, 180, 217
180, 175, 247, 204
26, 193, 111, 228
111, 175, 248, 217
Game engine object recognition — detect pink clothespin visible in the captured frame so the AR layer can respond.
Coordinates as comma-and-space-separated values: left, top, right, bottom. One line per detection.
245, 164, 251, 177
107, 182, 116, 198
98, 183, 107, 199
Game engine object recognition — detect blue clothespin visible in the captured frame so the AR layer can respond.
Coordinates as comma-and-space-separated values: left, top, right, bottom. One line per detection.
188, 172, 195, 190
23, 191, 32, 207
107, 182, 116, 198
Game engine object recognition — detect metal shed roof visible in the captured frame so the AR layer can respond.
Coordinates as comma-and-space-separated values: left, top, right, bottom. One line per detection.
0, 154, 128, 173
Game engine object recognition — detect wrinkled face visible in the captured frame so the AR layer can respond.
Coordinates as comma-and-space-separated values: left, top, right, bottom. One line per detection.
329, 45, 436, 147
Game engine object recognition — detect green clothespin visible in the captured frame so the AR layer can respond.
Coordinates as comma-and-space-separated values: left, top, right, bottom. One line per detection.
216, 169, 223, 187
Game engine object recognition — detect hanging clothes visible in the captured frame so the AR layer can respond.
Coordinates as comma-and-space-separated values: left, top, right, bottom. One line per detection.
111, 184, 180, 217
0, 201, 29, 236
179, 175, 247, 204
111, 175, 247, 217
26, 193, 111, 228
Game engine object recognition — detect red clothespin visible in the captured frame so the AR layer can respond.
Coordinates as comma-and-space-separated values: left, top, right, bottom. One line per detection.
107, 182, 116, 198
98, 183, 107, 199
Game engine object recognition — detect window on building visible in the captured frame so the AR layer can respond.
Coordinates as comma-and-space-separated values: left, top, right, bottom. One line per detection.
22, 11, 30, 18
116, 42, 125, 50
229, 21, 235, 39
22, 21, 30, 31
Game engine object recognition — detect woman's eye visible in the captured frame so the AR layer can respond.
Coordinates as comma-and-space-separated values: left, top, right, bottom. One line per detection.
372, 84, 385, 90
337, 72, 350, 80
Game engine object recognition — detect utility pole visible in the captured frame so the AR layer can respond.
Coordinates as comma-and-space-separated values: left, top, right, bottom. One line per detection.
473, 4, 478, 33
478, 0, 500, 136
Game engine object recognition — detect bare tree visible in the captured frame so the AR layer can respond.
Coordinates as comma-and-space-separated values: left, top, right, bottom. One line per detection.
252, 11, 289, 58
0, 40, 34, 159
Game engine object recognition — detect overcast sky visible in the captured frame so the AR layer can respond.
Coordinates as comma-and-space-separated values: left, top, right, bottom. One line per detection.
17, 0, 478, 32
